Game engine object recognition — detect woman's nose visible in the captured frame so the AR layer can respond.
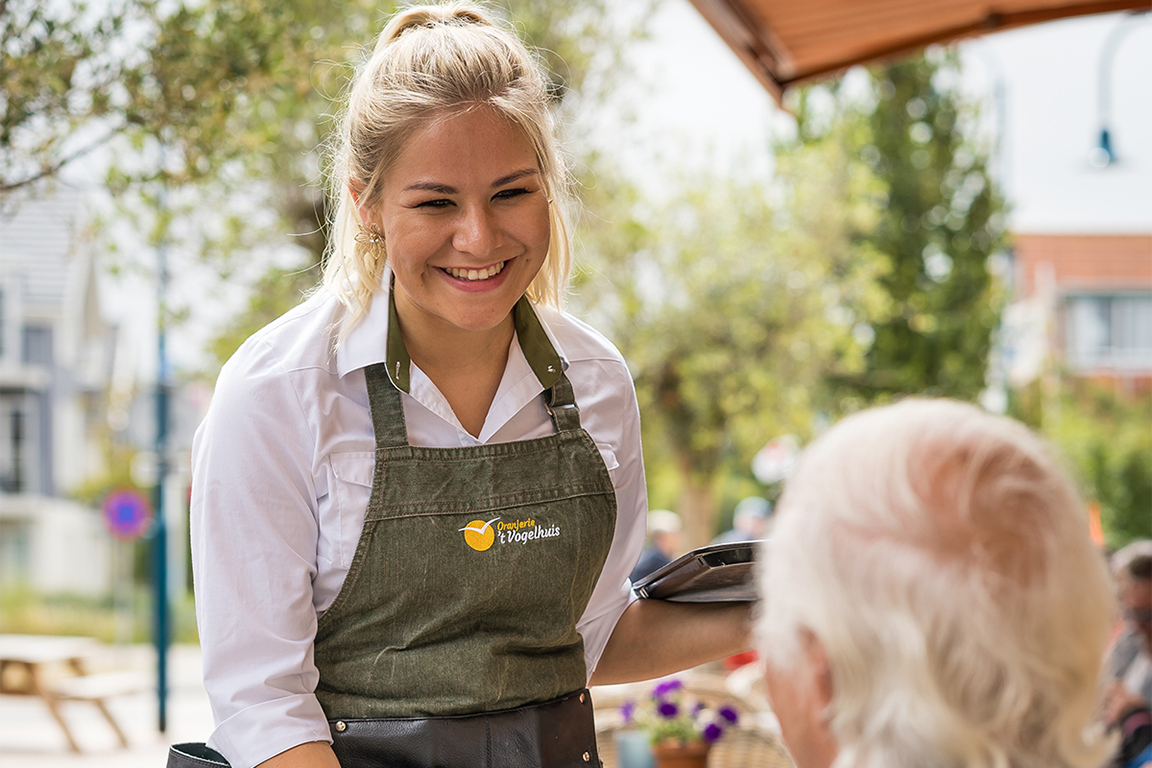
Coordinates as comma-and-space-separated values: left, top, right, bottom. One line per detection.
453, 205, 501, 255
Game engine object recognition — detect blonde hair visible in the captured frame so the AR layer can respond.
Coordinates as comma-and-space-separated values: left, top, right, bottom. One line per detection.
757, 398, 1116, 768
323, 1, 572, 340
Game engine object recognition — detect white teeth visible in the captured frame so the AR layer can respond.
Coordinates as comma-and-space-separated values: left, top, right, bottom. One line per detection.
447, 262, 505, 281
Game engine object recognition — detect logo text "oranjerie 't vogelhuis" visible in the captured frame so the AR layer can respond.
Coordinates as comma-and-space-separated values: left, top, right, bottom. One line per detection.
458, 517, 561, 551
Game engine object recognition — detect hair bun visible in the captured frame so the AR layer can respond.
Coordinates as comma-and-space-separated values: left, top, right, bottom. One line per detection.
377, 1, 494, 50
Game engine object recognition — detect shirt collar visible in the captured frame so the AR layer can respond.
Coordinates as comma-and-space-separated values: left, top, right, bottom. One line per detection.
334, 267, 393, 379
334, 268, 569, 389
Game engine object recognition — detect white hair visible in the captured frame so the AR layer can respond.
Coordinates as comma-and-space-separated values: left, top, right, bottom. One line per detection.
756, 398, 1116, 768
1112, 539, 1152, 582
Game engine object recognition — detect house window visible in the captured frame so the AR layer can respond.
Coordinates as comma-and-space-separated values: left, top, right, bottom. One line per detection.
0, 395, 28, 493
22, 325, 52, 366
1064, 293, 1152, 371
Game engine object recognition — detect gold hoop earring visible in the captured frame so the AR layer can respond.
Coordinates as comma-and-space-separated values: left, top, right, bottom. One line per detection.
354, 224, 385, 263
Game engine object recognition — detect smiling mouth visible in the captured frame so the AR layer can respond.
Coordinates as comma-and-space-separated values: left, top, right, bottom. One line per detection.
442, 261, 506, 282
443, 261, 507, 282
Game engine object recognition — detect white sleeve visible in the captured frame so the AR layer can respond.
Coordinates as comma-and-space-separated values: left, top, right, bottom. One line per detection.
574, 359, 647, 679
191, 338, 333, 768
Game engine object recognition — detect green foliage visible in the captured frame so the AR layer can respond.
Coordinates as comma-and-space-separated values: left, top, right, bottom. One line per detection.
1035, 382, 1152, 548
573, 152, 887, 544
574, 51, 1007, 544
0, 584, 199, 644
793, 54, 1008, 400
68, 437, 141, 507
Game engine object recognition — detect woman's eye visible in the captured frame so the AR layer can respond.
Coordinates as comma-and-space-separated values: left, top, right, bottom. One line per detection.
416, 198, 453, 209
493, 188, 531, 201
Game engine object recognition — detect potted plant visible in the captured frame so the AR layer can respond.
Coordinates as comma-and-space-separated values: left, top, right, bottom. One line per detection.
621, 678, 739, 768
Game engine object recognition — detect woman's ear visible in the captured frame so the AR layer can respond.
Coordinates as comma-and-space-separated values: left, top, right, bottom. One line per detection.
348, 181, 372, 228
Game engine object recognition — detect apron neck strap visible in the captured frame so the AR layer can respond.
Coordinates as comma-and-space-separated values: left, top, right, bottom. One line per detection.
544, 374, 581, 432
366, 362, 410, 448
511, 296, 562, 391
371, 288, 580, 443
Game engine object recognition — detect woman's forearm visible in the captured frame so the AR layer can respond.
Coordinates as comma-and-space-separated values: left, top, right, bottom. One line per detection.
590, 599, 754, 686
257, 741, 342, 768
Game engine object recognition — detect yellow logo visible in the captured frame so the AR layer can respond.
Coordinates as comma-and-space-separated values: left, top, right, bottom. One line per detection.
459, 517, 499, 551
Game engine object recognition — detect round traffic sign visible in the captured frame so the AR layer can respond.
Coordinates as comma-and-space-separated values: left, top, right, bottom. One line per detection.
102, 487, 153, 541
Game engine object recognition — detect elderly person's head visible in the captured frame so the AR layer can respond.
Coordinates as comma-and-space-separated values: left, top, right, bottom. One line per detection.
1112, 540, 1152, 653
647, 509, 682, 558
733, 496, 772, 538
756, 398, 1116, 768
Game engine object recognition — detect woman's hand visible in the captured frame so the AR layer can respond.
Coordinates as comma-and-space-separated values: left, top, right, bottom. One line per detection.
256, 741, 342, 768
590, 599, 754, 685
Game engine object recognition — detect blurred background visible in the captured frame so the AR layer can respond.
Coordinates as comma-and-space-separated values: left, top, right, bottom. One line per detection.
1, 0, 1149, 762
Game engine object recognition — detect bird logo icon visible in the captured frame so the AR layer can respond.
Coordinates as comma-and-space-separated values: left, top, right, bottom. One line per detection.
459, 517, 499, 551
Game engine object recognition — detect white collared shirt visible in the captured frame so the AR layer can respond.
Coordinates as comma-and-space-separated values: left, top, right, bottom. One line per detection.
190, 283, 646, 768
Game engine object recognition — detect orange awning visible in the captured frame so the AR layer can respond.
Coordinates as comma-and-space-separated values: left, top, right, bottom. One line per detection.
686, 0, 1150, 102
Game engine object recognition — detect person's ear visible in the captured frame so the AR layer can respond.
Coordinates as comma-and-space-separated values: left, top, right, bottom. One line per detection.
349, 180, 373, 229
799, 629, 838, 766
803, 630, 834, 713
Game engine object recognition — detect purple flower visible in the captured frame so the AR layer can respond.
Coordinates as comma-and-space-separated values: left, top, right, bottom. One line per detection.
652, 679, 684, 698
657, 701, 679, 718
718, 706, 739, 724
703, 722, 724, 742
620, 701, 636, 724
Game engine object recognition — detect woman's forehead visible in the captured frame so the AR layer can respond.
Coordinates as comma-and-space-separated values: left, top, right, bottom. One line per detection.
387, 106, 538, 185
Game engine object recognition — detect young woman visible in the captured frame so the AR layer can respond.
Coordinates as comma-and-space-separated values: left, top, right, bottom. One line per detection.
190, 4, 751, 767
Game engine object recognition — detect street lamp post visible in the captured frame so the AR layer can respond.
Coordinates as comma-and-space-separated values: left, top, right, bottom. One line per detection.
1091, 12, 1151, 168
152, 145, 171, 734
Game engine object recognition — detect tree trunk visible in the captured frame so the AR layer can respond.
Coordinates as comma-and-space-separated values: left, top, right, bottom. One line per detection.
676, 473, 719, 551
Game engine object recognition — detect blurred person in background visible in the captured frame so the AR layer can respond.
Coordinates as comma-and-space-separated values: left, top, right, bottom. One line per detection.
1103, 540, 1152, 768
711, 495, 772, 544
754, 398, 1116, 768
629, 509, 682, 582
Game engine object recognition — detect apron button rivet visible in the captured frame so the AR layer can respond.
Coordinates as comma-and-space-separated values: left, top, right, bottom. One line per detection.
583, 752, 590, 762
335, 721, 347, 732
579, 693, 585, 704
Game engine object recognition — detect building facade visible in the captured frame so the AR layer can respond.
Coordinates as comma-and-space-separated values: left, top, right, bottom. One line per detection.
1012, 233, 1152, 393
0, 189, 117, 593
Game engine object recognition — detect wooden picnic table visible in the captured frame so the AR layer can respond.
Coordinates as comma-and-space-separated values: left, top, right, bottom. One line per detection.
0, 634, 146, 752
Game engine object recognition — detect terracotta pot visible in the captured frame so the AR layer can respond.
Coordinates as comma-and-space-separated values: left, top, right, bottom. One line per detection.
651, 741, 710, 768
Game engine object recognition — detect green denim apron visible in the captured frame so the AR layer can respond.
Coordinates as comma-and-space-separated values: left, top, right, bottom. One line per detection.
313, 297, 618, 720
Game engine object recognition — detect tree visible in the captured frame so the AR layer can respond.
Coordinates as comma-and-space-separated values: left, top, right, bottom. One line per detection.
572, 148, 888, 547
789, 54, 1008, 401
1013, 379, 1152, 549
2, 0, 302, 194
850, 54, 1008, 400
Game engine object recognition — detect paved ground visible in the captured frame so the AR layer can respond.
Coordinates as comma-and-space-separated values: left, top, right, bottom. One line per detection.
0, 644, 213, 768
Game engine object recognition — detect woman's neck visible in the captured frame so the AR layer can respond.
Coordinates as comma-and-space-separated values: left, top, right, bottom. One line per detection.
398, 313, 516, 438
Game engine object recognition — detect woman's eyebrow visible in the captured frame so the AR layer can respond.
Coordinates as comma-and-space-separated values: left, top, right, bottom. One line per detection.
491, 168, 539, 187
402, 169, 538, 194
403, 181, 456, 193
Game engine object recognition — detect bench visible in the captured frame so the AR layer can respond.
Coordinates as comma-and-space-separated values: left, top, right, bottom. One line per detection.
0, 635, 148, 752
